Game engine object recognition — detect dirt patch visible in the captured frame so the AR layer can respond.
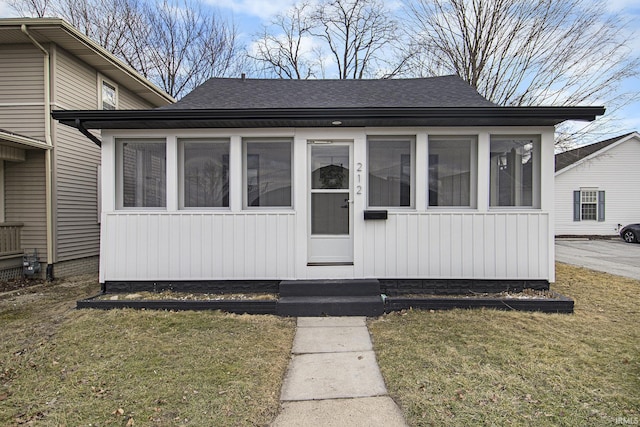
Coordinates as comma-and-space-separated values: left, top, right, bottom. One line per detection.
0, 277, 46, 293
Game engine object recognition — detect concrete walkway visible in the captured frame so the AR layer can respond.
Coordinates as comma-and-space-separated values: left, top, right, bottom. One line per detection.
271, 317, 407, 426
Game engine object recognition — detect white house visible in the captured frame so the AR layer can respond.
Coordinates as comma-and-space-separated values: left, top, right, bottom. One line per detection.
555, 132, 640, 236
53, 76, 603, 296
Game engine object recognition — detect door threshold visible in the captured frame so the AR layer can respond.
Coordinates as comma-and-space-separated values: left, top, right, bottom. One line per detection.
307, 262, 354, 266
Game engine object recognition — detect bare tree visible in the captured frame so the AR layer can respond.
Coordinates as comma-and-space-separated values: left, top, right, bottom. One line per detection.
8, 0, 244, 99
403, 0, 639, 142
313, 0, 398, 79
131, 0, 242, 98
6, 0, 52, 17
250, 2, 318, 79
53, 0, 141, 61
251, 0, 400, 79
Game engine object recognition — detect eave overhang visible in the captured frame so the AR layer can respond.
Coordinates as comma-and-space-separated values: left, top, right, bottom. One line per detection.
0, 18, 174, 106
0, 129, 50, 150
52, 106, 605, 131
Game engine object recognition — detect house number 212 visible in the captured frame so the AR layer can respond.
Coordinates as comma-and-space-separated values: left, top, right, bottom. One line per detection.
356, 162, 363, 195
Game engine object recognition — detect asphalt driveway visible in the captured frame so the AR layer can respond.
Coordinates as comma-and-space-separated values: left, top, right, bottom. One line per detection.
555, 238, 640, 281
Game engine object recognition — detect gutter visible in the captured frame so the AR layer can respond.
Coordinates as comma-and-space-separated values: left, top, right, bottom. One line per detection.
52, 105, 607, 129
21, 24, 55, 281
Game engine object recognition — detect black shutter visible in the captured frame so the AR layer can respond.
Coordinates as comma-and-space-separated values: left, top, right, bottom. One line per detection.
573, 191, 581, 222
598, 191, 605, 222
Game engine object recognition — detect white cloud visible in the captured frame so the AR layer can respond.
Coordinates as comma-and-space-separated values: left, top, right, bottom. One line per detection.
203, 0, 299, 20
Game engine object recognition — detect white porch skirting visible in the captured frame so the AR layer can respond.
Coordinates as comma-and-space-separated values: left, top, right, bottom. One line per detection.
99, 211, 550, 282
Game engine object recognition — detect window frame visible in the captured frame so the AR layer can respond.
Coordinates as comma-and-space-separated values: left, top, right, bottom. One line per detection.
178, 138, 230, 210
99, 77, 118, 110
489, 135, 541, 209
427, 135, 478, 209
580, 188, 598, 221
366, 135, 416, 209
116, 138, 167, 210
242, 137, 294, 209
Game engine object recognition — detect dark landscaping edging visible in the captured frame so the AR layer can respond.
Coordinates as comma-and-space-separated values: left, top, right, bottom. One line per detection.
384, 292, 574, 314
77, 293, 573, 314
77, 295, 277, 315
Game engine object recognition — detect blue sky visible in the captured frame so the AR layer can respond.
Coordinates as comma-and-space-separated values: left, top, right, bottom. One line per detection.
1, 0, 638, 141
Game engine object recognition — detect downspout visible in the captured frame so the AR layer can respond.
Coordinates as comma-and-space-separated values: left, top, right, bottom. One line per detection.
75, 119, 102, 147
21, 24, 55, 281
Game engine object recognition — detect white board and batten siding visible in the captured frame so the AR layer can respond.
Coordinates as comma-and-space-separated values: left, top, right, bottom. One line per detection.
100, 127, 556, 283
360, 212, 549, 280
555, 135, 640, 236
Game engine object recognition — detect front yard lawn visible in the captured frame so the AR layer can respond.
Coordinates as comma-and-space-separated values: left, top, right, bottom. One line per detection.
0, 275, 295, 426
369, 263, 640, 426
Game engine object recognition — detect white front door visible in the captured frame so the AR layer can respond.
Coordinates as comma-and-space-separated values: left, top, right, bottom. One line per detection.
308, 142, 353, 264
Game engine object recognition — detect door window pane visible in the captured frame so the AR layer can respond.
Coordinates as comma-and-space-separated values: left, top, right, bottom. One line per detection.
368, 138, 413, 207
312, 193, 349, 234
181, 139, 229, 208
121, 139, 166, 208
490, 136, 539, 207
245, 140, 292, 207
429, 137, 475, 207
311, 146, 349, 189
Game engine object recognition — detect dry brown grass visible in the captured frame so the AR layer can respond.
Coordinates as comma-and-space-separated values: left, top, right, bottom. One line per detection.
369, 263, 640, 426
0, 276, 295, 426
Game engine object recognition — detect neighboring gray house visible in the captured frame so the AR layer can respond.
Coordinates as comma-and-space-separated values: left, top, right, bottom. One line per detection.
54, 76, 603, 296
555, 131, 640, 236
0, 18, 173, 279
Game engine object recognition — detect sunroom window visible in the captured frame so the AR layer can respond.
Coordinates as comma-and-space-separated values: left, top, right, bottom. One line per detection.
428, 136, 477, 207
489, 136, 540, 208
180, 139, 229, 208
368, 137, 414, 207
118, 139, 166, 208
244, 139, 292, 207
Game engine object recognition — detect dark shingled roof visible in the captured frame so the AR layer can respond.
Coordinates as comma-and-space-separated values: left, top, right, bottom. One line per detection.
555, 132, 635, 172
51, 76, 606, 136
161, 75, 496, 110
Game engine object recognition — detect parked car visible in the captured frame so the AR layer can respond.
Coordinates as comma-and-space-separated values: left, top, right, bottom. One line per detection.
619, 224, 640, 243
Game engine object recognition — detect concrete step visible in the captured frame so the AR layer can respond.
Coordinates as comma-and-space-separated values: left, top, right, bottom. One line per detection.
277, 295, 384, 317
279, 279, 381, 297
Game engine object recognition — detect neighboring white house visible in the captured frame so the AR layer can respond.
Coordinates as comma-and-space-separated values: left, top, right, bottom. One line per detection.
555, 132, 640, 236
53, 76, 603, 291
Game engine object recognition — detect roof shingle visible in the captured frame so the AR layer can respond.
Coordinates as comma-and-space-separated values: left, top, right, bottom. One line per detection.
161, 75, 496, 110
555, 132, 635, 172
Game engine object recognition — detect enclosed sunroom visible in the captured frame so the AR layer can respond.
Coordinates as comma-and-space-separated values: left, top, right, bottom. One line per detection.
53, 76, 604, 295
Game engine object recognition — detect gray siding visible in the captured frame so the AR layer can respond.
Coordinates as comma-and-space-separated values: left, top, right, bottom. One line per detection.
51, 46, 155, 262
52, 47, 101, 261
118, 83, 155, 110
0, 44, 46, 139
4, 150, 48, 262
